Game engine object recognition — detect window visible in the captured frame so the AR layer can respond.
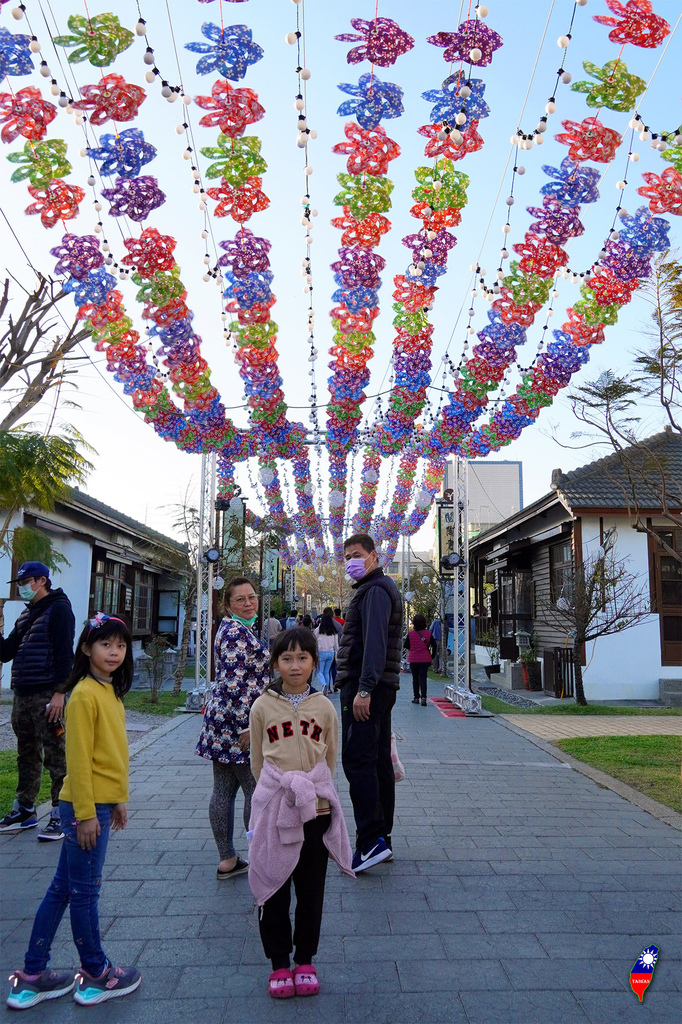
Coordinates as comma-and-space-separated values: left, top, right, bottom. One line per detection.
652, 529, 682, 665
133, 570, 154, 632
89, 558, 123, 617
550, 541, 573, 604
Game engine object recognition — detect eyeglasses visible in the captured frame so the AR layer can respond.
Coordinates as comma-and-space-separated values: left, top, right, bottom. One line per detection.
231, 595, 258, 604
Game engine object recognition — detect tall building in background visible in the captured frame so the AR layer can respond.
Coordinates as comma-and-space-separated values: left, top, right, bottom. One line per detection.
442, 461, 523, 537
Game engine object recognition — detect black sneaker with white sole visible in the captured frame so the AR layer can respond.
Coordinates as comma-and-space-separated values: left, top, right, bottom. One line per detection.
6, 969, 75, 1010
73, 961, 141, 1005
0, 807, 38, 833
37, 816, 64, 842
352, 837, 392, 872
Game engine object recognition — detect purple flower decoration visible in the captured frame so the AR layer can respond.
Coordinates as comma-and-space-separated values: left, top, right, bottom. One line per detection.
477, 318, 527, 353
422, 76, 489, 127
618, 205, 671, 255
87, 128, 156, 178
50, 233, 104, 281
218, 229, 271, 279
335, 17, 414, 68
428, 20, 503, 67
331, 248, 386, 289
63, 266, 116, 307
337, 74, 404, 130
185, 23, 263, 81
601, 239, 651, 281
402, 227, 457, 265
0, 27, 34, 78
541, 157, 601, 206
526, 196, 584, 246
101, 175, 166, 222
223, 269, 274, 309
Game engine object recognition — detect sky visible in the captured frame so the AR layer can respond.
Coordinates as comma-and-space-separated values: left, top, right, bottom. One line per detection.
0, 0, 680, 548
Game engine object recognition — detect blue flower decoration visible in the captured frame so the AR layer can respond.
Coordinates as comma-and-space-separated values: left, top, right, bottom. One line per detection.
149, 318, 195, 343
422, 76, 488, 128
86, 129, 157, 178
223, 269, 273, 309
332, 277, 380, 312
619, 205, 671, 256
541, 157, 601, 206
0, 27, 34, 78
185, 23, 263, 81
63, 267, 117, 308
337, 73, 404, 130
405, 262, 447, 286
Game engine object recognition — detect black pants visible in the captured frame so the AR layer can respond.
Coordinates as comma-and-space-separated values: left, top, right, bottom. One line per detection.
340, 683, 396, 851
259, 816, 330, 971
410, 663, 429, 700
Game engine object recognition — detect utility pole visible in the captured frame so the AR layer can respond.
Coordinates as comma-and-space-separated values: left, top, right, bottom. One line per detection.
186, 452, 217, 712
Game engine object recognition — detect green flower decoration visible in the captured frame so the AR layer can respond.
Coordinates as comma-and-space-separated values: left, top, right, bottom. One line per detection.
7, 139, 71, 188
333, 173, 393, 219
332, 326, 376, 353
53, 14, 134, 68
518, 374, 553, 409
571, 59, 645, 113
503, 261, 552, 305
391, 303, 429, 336
230, 320, 278, 349
573, 289, 619, 326
459, 366, 493, 400
92, 318, 136, 346
661, 144, 682, 174
412, 160, 469, 211
201, 135, 267, 186
132, 268, 185, 308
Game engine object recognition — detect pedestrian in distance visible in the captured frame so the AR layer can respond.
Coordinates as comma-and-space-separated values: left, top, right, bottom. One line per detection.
0, 562, 75, 842
404, 614, 437, 705
248, 627, 354, 999
266, 611, 282, 650
336, 533, 402, 873
196, 576, 269, 879
6, 613, 141, 1010
313, 611, 339, 696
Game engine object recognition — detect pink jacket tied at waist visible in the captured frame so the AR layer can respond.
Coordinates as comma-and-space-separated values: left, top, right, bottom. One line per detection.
248, 759, 355, 906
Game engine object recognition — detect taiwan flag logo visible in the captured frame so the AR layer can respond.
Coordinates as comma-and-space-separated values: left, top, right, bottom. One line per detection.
630, 945, 658, 1001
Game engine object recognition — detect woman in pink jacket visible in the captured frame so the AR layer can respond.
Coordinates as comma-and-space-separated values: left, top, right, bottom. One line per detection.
403, 614, 437, 706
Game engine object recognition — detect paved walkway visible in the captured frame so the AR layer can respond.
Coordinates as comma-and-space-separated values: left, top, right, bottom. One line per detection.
501, 715, 682, 740
1, 677, 681, 1024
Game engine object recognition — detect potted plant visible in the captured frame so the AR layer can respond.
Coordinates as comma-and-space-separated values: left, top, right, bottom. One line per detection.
518, 636, 542, 691
479, 628, 500, 679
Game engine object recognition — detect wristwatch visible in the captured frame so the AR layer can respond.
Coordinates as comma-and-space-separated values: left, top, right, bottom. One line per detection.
358, 690, 371, 699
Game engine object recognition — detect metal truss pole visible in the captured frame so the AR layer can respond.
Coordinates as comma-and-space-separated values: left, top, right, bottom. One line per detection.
444, 457, 481, 714
186, 452, 216, 712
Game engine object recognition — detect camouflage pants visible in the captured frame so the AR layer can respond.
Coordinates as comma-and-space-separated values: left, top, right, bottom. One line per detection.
10, 690, 66, 809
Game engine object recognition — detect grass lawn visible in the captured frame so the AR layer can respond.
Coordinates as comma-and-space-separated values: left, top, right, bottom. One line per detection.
0, 750, 52, 818
477, 695, 682, 716
555, 735, 682, 813
123, 691, 187, 716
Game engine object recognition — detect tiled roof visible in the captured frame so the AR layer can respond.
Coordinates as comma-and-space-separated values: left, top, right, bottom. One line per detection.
66, 489, 187, 553
552, 429, 682, 511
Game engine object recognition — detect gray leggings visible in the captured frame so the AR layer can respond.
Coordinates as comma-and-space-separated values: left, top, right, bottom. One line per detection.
209, 761, 256, 860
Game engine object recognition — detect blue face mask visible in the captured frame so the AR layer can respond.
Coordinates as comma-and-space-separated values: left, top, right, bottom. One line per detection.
18, 584, 35, 602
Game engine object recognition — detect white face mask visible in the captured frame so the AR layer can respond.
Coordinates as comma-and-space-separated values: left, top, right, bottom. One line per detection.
18, 583, 35, 602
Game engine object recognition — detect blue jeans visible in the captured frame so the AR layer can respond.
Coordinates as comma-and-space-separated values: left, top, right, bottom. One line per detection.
24, 801, 112, 976
317, 650, 334, 692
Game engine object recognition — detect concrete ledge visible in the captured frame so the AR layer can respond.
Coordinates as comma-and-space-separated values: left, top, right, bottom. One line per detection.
492, 714, 682, 832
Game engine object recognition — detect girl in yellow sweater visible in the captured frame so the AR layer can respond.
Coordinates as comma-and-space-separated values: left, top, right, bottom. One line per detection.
7, 614, 141, 1011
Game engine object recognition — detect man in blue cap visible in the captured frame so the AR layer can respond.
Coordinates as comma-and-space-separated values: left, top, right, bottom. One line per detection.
0, 562, 75, 840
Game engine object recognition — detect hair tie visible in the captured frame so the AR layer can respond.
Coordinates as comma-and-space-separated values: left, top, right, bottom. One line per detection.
87, 612, 127, 637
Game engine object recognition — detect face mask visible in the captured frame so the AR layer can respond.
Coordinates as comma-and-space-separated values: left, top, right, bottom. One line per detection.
18, 584, 35, 602
232, 612, 258, 628
345, 556, 369, 581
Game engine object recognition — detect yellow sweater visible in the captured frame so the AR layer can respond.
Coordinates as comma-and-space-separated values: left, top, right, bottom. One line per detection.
60, 675, 129, 821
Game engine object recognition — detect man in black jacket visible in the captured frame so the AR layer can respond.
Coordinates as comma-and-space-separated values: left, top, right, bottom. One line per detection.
0, 562, 75, 841
336, 534, 402, 873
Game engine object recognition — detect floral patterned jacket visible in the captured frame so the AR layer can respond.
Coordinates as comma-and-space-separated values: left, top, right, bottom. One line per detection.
195, 617, 269, 765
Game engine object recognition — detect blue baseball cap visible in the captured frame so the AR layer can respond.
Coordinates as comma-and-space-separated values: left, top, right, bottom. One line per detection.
8, 561, 50, 584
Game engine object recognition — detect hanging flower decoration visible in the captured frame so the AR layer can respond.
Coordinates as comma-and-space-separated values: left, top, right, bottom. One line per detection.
86, 128, 157, 177
101, 175, 166, 222
52, 13, 134, 67
72, 74, 146, 125
122, 227, 177, 278
427, 20, 503, 67
334, 18, 414, 67
593, 0, 670, 48
50, 233, 104, 279
331, 207, 391, 248
337, 74, 404, 130
571, 59, 646, 112
25, 178, 85, 228
412, 162, 470, 211
0, 87, 57, 143
418, 120, 484, 162
201, 134, 266, 184
185, 22, 264, 80
0, 27, 33, 78
619, 205, 671, 254
332, 122, 401, 176
206, 175, 269, 221
661, 145, 682, 175
602, 238, 652, 280
333, 173, 394, 219
63, 266, 117, 308
637, 166, 682, 215
218, 228, 271, 278
7, 139, 71, 188
555, 116, 622, 163
541, 157, 601, 205
422, 76, 489, 128
526, 196, 585, 245
586, 265, 639, 306
193, 79, 264, 137
331, 248, 386, 289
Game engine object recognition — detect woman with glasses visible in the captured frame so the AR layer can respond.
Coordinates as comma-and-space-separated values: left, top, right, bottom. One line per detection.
196, 576, 269, 879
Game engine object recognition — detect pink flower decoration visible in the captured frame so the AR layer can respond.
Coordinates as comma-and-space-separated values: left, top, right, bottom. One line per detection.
593, 0, 670, 48
335, 17, 414, 67
25, 178, 85, 228
206, 175, 270, 222
555, 116, 622, 163
194, 80, 264, 138
73, 73, 146, 126
428, 20, 503, 67
637, 166, 682, 215
418, 121, 484, 161
332, 122, 401, 176
0, 86, 57, 143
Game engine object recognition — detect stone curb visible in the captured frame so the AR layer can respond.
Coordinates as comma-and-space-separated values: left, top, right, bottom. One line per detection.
492, 714, 682, 832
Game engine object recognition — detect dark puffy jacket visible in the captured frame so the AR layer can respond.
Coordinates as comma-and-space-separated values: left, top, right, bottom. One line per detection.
0, 588, 75, 694
335, 568, 402, 692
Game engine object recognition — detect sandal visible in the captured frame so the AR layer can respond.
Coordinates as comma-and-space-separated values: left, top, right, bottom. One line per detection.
293, 964, 319, 997
216, 857, 248, 879
268, 969, 295, 999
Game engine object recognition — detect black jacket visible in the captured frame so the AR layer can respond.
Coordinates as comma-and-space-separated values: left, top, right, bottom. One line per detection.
0, 588, 75, 694
335, 568, 402, 693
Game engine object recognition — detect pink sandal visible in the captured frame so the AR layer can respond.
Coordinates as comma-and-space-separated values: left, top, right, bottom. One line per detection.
293, 964, 319, 996
268, 968, 294, 999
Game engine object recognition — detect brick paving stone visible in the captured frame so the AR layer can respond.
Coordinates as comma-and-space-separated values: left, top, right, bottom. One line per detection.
501, 715, 682, 739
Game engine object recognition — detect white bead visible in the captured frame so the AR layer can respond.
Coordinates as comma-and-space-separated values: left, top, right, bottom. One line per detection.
610, 230, 620, 240
616, 180, 626, 190
192, 168, 201, 179
143, 49, 155, 65
40, 64, 51, 77
300, 68, 311, 80
202, 274, 210, 282
576, 0, 588, 5
639, 130, 650, 141
175, 124, 186, 134
309, 129, 318, 140
145, 71, 156, 83
50, 83, 60, 96
629, 151, 640, 162
167, 92, 178, 103
192, 183, 200, 193
536, 121, 547, 132
502, 224, 511, 233
545, 101, 556, 114
534, 133, 544, 145
433, 180, 443, 191
297, 135, 307, 147
78, 148, 87, 158
93, 201, 102, 211
628, 117, 641, 130
553, 290, 559, 298
11, 7, 24, 19
560, 71, 572, 83
304, 165, 313, 175
557, 35, 570, 48
477, 4, 489, 16
455, 111, 466, 125
182, 95, 192, 105
437, 130, 447, 141
470, 47, 482, 62
460, 86, 471, 99
201, 229, 208, 238
285, 32, 298, 44
183, 149, 191, 159
294, 98, 305, 110
93, 224, 102, 233
657, 140, 667, 151
135, 20, 146, 35
501, 249, 509, 259
505, 196, 514, 206
618, 208, 628, 219
198, 202, 206, 211
29, 39, 41, 53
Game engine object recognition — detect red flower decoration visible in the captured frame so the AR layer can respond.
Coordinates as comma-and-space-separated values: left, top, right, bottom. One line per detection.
637, 166, 682, 216
418, 121, 484, 162
206, 175, 270, 222
147, 296, 191, 328
513, 234, 568, 278
409, 202, 462, 230
77, 290, 126, 328
25, 178, 85, 228
226, 296, 275, 325
392, 274, 437, 313
332, 122, 401, 176
331, 305, 380, 334
331, 207, 391, 248
593, 0, 670, 48
122, 227, 177, 278
73, 73, 146, 125
193, 80, 264, 138
492, 289, 541, 328
586, 266, 638, 306
0, 86, 57, 143
561, 309, 606, 347
555, 116, 622, 164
